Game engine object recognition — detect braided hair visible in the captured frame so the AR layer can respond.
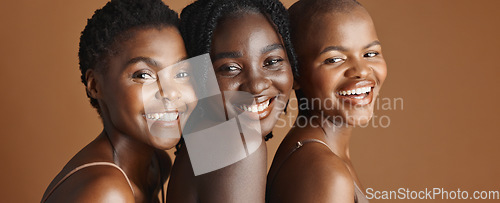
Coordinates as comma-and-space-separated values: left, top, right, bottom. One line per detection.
179, 0, 298, 141
78, 0, 179, 114
180, 0, 297, 76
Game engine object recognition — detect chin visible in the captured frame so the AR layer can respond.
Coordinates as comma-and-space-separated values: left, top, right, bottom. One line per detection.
258, 118, 273, 137
151, 136, 181, 150
343, 111, 374, 127
148, 127, 182, 149
260, 106, 284, 137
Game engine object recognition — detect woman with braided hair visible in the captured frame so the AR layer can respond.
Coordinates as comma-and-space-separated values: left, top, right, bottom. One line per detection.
167, 0, 297, 202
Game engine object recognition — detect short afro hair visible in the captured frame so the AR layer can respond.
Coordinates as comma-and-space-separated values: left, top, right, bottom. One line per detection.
78, 0, 179, 114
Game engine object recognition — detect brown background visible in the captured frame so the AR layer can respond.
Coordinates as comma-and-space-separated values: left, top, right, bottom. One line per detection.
1, 0, 499, 202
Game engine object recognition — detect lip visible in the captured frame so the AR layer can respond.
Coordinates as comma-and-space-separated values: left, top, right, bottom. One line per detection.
336, 80, 376, 106
233, 96, 276, 120
144, 110, 182, 127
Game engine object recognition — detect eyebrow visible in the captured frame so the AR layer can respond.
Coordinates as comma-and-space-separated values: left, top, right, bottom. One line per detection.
261, 43, 284, 54
126, 56, 189, 68
319, 40, 382, 55
126, 56, 163, 68
212, 43, 285, 61
319, 46, 348, 54
212, 52, 243, 61
174, 56, 189, 65
364, 40, 381, 49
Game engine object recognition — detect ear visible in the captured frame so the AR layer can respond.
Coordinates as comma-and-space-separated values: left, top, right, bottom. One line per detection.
85, 69, 101, 99
292, 79, 300, 90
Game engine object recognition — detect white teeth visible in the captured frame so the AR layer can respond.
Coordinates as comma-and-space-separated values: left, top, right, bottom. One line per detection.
239, 99, 271, 113
338, 87, 372, 96
145, 112, 179, 121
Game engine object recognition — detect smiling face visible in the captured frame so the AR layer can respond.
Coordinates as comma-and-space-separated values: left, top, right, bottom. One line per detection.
92, 27, 197, 150
295, 7, 387, 126
210, 12, 294, 136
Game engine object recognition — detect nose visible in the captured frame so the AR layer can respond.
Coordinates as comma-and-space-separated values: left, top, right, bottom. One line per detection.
240, 67, 271, 95
344, 57, 372, 79
156, 81, 181, 102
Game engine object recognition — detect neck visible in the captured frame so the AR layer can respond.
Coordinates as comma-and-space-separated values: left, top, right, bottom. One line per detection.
101, 124, 158, 189
302, 110, 353, 160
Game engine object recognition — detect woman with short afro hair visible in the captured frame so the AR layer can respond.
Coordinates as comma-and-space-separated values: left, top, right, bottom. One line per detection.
42, 0, 196, 202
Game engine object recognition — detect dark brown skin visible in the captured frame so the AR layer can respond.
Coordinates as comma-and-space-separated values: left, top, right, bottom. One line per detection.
167, 12, 293, 203
42, 27, 196, 202
267, 7, 387, 202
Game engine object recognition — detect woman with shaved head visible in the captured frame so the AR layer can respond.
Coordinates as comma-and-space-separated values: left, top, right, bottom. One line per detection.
267, 0, 387, 202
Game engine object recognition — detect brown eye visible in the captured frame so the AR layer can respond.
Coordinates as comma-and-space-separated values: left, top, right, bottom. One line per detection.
364, 52, 379, 58
217, 64, 241, 77
220, 65, 240, 72
175, 72, 189, 78
132, 70, 156, 81
264, 58, 284, 67
324, 57, 344, 64
137, 73, 154, 79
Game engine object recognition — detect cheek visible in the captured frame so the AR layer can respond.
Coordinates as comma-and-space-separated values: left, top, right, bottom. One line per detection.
216, 77, 240, 91
121, 87, 145, 113
313, 70, 341, 97
181, 85, 198, 104
108, 86, 145, 129
108, 83, 136, 107
272, 70, 294, 94
374, 61, 388, 85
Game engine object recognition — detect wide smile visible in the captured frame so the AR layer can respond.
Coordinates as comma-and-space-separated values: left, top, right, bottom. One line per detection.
337, 86, 371, 98
336, 80, 376, 106
144, 111, 179, 121
143, 110, 185, 128
234, 96, 276, 120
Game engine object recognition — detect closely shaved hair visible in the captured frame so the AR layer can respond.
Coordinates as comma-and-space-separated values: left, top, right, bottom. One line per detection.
288, 0, 364, 109
289, 0, 361, 20
288, 0, 363, 47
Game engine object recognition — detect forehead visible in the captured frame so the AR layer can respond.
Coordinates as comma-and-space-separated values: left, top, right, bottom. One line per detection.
111, 27, 186, 65
121, 27, 183, 53
211, 12, 281, 51
300, 8, 378, 53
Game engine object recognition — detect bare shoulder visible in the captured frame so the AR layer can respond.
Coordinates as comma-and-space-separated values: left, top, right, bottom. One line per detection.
197, 142, 267, 202
268, 139, 355, 203
44, 164, 135, 203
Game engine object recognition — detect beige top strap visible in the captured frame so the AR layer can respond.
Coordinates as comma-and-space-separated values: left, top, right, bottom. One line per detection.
299, 139, 369, 203
42, 162, 134, 202
267, 138, 334, 201
354, 182, 369, 203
